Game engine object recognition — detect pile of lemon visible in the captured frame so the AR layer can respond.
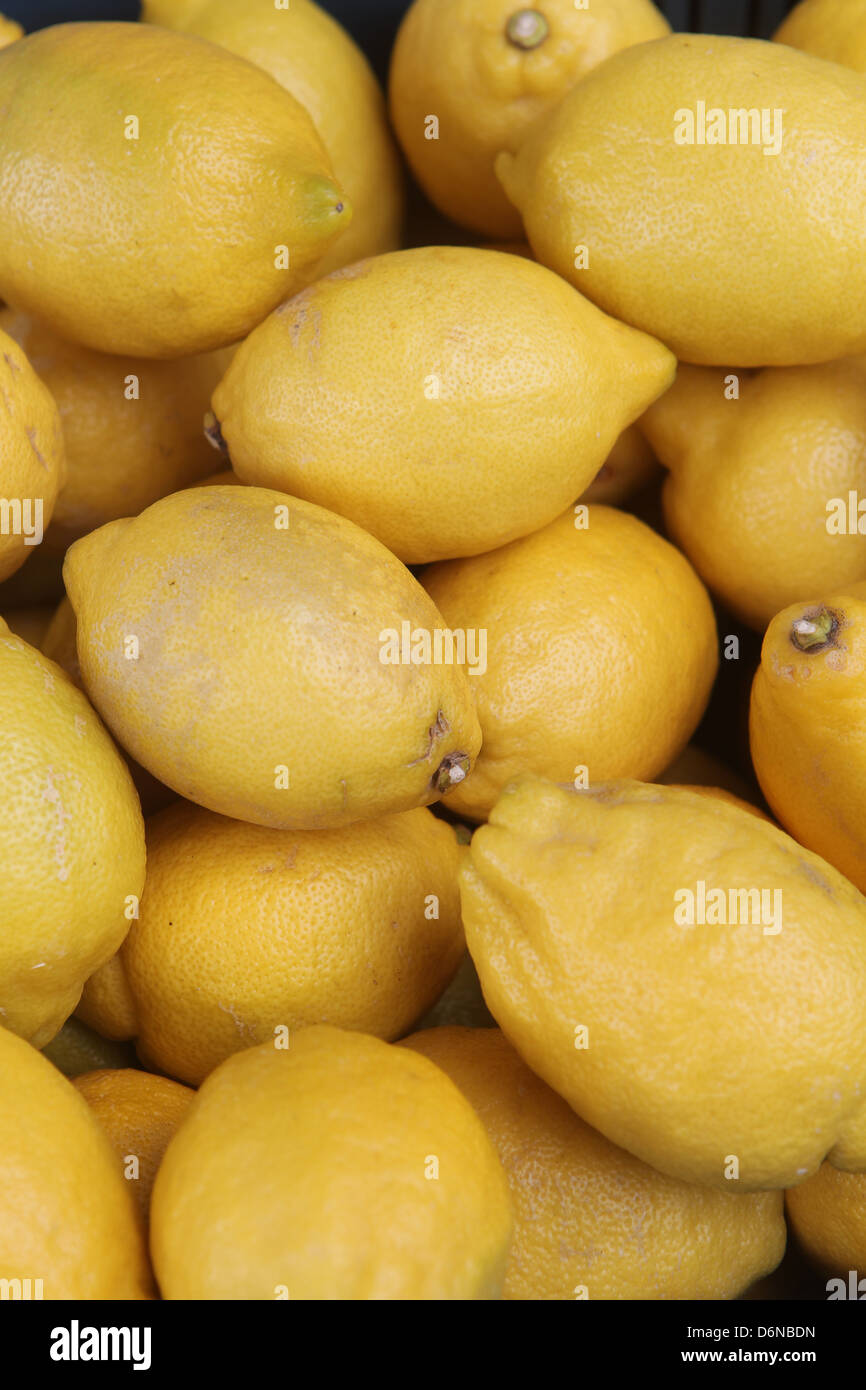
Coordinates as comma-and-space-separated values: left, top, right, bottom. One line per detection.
1, 0, 866, 1302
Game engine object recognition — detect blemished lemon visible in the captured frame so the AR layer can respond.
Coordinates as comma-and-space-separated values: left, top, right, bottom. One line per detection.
402, 1027, 786, 1300
461, 776, 866, 1190
0, 325, 65, 583
389, 0, 669, 237
641, 360, 866, 631
73, 1069, 194, 1218
210, 247, 675, 564
0, 1027, 152, 1298
497, 34, 866, 365
0, 619, 145, 1047
143, 0, 403, 275
63, 486, 481, 829
150, 1027, 513, 1299
0, 22, 349, 356
750, 584, 866, 894
79, 800, 465, 1086
423, 505, 717, 821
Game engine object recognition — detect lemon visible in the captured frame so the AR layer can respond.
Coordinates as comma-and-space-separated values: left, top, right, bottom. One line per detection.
0, 1027, 151, 1298
750, 585, 866, 894
642, 360, 866, 631
389, 0, 669, 237
73, 1069, 194, 1219
0, 326, 65, 583
63, 486, 481, 829
80, 799, 465, 1086
143, 0, 403, 275
0, 620, 145, 1047
580, 423, 659, 507
0, 308, 232, 549
42, 1017, 137, 1078
150, 1027, 512, 1299
423, 505, 717, 821
461, 775, 866, 1190
402, 1027, 785, 1300
497, 34, 866, 365
775, 0, 866, 71
0, 12, 21, 47
0, 22, 349, 357
211, 247, 675, 564
786, 1163, 866, 1277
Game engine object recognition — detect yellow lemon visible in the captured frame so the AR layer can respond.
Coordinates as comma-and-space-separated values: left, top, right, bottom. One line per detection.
423, 505, 717, 821
461, 775, 866, 1189
0, 620, 145, 1047
750, 585, 866, 893
63, 486, 481, 829
389, 0, 669, 236
775, 0, 866, 71
0, 1027, 151, 1298
73, 1069, 194, 1218
0, 308, 232, 548
144, 0, 402, 275
0, 12, 21, 47
497, 34, 866, 365
786, 1164, 866, 1279
210, 247, 675, 564
0, 22, 349, 357
579, 424, 659, 506
80, 799, 465, 1086
641, 360, 866, 631
402, 1027, 785, 1300
0, 326, 65, 583
150, 1027, 512, 1299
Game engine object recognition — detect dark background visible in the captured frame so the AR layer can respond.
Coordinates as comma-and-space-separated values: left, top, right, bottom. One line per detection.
2, 1, 803, 80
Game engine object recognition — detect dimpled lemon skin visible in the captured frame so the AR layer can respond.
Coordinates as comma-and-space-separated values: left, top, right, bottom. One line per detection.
0, 23, 350, 358
423, 505, 717, 821
150, 1027, 512, 1300
0, 308, 232, 549
0, 1029, 151, 1299
461, 776, 866, 1191
750, 587, 866, 894
212, 247, 675, 564
389, 0, 669, 238
497, 34, 866, 366
83, 801, 465, 1086
0, 326, 66, 583
402, 1027, 786, 1300
642, 360, 866, 632
0, 620, 145, 1048
144, 0, 403, 275
775, 0, 866, 72
63, 486, 481, 830
73, 1069, 194, 1219
786, 1163, 866, 1276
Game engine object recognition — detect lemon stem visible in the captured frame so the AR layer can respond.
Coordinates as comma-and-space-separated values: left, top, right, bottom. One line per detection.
506, 9, 549, 50
434, 754, 471, 794
790, 608, 838, 651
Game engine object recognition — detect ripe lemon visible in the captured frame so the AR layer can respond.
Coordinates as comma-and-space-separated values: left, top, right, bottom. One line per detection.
63, 486, 481, 829
0, 620, 145, 1047
73, 1069, 194, 1218
642, 360, 866, 631
580, 424, 659, 506
144, 0, 402, 275
0, 22, 349, 357
0, 1027, 151, 1298
775, 0, 866, 71
0, 12, 21, 47
80, 800, 465, 1086
461, 775, 866, 1190
786, 1163, 866, 1277
423, 505, 717, 821
402, 1026, 785, 1300
497, 34, 866, 365
389, 0, 669, 237
150, 1027, 512, 1299
0, 308, 232, 549
211, 247, 675, 564
750, 585, 866, 893
0, 325, 65, 583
